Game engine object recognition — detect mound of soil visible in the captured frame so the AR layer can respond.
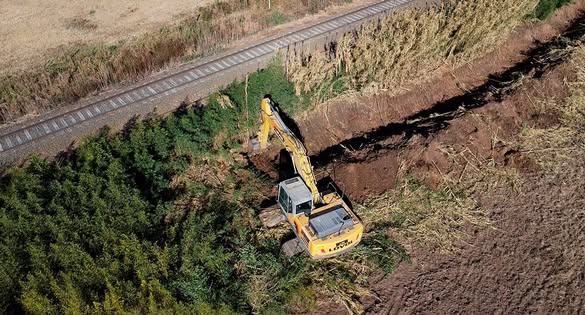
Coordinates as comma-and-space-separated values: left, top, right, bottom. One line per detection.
363, 54, 585, 315
309, 50, 583, 315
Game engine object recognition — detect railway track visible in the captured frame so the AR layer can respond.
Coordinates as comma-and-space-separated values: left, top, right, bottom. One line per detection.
0, 0, 416, 163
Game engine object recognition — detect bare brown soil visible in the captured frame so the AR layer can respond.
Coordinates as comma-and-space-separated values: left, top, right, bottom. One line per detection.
321, 51, 583, 315
0, 0, 213, 73
365, 66, 584, 314
370, 162, 585, 314
329, 62, 571, 202
251, 2, 585, 313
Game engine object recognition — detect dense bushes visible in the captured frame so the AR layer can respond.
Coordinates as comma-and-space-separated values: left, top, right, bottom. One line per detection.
1, 61, 398, 314
0, 62, 304, 313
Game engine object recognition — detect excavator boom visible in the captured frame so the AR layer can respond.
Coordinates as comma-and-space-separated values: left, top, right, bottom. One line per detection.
257, 98, 322, 204
253, 98, 364, 259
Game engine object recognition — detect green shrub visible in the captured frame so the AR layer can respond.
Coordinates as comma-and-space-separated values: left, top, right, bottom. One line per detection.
267, 12, 288, 25
533, 0, 572, 19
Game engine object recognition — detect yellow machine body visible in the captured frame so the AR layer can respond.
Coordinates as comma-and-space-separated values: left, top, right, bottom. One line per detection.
256, 98, 363, 259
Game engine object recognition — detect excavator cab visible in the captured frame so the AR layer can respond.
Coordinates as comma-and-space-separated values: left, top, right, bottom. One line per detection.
276, 176, 363, 258
253, 97, 364, 259
277, 177, 313, 217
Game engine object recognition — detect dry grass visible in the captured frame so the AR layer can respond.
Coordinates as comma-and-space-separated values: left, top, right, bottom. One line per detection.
288, 0, 538, 95
356, 173, 489, 253
0, 0, 214, 73
520, 45, 585, 171
0, 0, 351, 124
308, 256, 374, 314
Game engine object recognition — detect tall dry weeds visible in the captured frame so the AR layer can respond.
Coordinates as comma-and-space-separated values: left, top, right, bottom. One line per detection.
356, 174, 488, 253
0, 0, 349, 124
288, 0, 538, 95
521, 44, 585, 171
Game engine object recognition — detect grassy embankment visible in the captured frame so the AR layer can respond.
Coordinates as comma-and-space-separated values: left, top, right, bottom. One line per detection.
0, 0, 350, 123
287, 0, 540, 100
0, 0, 571, 314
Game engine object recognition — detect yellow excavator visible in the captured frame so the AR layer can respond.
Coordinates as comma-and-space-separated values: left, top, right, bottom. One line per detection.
251, 97, 363, 259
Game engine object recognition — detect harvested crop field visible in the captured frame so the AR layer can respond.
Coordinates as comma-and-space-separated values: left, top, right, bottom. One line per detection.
250, 2, 585, 312
0, 0, 213, 72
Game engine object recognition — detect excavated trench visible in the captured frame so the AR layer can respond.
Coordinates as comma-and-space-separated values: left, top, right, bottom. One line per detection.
246, 7, 585, 314
247, 10, 585, 200
311, 14, 585, 167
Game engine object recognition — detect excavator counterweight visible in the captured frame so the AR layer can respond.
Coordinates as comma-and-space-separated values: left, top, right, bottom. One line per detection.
252, 98, 363, 259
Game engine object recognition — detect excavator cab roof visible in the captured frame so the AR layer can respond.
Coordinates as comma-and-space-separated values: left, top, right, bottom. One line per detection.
278, 177, 313, 216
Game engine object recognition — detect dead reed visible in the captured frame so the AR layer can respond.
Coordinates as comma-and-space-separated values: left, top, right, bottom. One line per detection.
520, 44, 585, 171
0, 0, 348, 124
356, 173, 488, 253
288, 0, 538, 95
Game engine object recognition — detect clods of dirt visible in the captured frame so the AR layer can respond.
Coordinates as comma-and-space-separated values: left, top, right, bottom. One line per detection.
330, 153, 401, 203
369, 158, 585, 314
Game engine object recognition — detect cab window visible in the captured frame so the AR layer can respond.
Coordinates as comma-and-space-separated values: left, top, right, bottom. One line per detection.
296, 200, 312, 216
278, 186, 292, 213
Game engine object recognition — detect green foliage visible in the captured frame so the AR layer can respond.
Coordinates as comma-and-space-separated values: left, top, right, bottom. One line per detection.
532, 0, 571, 19
356, 232, 409, 274
0, 57, 411, 314
267, 12, 288, 25
0, 60, 313, 313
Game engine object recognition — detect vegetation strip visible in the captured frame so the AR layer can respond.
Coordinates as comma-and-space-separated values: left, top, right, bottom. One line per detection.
310, 13, 585, 166
0, 0, 355, 123
0, 0, 414, 158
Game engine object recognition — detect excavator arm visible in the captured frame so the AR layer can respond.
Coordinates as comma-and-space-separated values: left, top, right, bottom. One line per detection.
257, 98, 322, 204
254, 97, 364, 259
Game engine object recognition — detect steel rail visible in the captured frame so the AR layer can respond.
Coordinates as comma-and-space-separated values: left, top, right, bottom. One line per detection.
0, 0, 414, 155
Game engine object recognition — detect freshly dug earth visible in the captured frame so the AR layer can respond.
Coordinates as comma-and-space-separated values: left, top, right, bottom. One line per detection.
369, 163, 585, 314
311, 50, 583, 314
329, 61, 571, 201
250, 3, 585, 313
331, 35, 584, 315
297, 0, 585, 156
348, 55, 584, 314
